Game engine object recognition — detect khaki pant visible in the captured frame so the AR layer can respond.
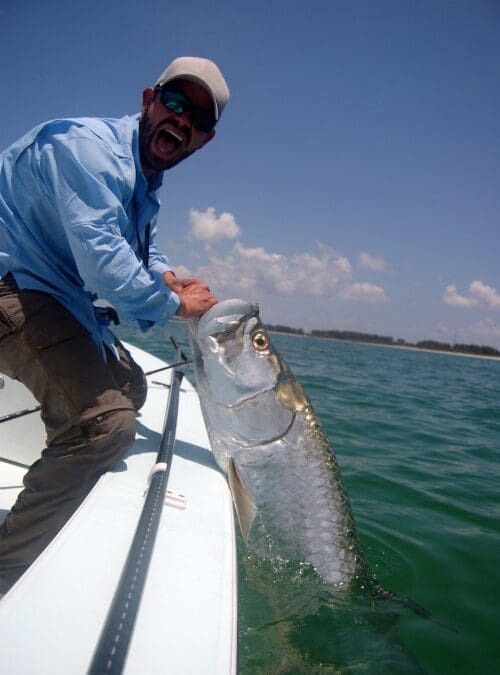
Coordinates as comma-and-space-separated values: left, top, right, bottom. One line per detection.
0, 274, 147, 592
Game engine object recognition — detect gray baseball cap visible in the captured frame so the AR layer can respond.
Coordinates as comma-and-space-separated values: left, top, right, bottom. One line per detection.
156, 56, 230, 121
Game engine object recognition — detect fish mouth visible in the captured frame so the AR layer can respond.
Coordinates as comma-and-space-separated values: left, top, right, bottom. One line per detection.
188, 298, 262, 404
196, 298, 258, 340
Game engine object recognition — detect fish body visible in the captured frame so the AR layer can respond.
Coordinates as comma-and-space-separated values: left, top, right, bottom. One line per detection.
188, 299, 366, 586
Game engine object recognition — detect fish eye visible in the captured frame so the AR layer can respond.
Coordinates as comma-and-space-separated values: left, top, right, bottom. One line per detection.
251, 330, 269, 351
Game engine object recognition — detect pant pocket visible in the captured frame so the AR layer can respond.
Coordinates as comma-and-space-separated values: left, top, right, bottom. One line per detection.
0, 300, 20, 342
22, 294, 88, 351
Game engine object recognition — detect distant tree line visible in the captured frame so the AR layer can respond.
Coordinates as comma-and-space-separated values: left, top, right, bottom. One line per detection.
416, 340, 500, 357
266, 324, 304, 335
265, 325, 500, 358
310, 329, 396, 345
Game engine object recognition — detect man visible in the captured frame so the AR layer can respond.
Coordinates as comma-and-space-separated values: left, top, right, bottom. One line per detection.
0, 56, 229, 594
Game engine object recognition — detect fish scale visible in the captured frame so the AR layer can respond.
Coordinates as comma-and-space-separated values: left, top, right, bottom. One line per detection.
239, 409, 364, 584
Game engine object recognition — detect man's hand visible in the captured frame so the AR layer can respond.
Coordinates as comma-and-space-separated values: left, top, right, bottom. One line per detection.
163, 272, 217, 318
163, 272, 204, 294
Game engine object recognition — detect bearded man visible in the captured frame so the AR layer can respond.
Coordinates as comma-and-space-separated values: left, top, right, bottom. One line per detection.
0, 56, 229, 594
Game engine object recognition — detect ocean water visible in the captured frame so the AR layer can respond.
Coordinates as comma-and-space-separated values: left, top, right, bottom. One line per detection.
119, 322, 500, 674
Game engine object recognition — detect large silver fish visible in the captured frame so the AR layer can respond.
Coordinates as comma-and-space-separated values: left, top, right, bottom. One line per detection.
188, 298, 367, 586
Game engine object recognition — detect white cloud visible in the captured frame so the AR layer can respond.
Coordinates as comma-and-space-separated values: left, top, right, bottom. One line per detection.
442, 281, 500, 309
340, 282, 389, 303
442, 284, 477, 308
469, 280, 500, 309
180, 210, 389, 306
358, 251, 387, 272
188, 207, 241, 244
193, 241, 353, 298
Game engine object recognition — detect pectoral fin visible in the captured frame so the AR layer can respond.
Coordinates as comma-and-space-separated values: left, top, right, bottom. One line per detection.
227, 458, 257, 543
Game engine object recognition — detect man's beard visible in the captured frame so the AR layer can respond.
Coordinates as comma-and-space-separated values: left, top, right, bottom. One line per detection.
139, 113, 194, 175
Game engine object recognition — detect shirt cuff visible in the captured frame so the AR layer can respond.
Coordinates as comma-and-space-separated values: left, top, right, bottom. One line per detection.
149, 260, 172, 275
168, 289, 181, 315
136, 288, 181, 333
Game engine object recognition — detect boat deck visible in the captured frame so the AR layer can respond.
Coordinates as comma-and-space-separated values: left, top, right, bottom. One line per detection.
0, 343, 237, 674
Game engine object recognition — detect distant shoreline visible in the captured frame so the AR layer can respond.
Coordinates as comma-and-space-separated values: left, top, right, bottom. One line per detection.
357, 340, 500, 361
267, 329, 500, 362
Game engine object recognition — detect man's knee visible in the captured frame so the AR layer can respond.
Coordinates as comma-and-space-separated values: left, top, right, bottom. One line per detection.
89, 408, 137, 466
106, 407, 137, 447
42, 407, 137, 481
106, 340, 149, 412
128, 373, 148, 412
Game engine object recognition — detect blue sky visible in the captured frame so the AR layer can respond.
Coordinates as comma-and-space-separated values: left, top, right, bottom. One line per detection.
1, 0, 499, 346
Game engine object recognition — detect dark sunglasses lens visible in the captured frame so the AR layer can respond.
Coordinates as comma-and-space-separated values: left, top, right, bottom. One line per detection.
160, 90, 188, 115
160, 88, 216, 132
191, 109, 216, 133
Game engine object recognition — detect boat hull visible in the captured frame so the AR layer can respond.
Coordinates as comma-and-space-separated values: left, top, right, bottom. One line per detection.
0, 343, 237, 674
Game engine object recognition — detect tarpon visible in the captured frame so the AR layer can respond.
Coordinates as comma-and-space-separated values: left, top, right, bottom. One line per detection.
187, 298, 449, 673
188, 298, 368, 586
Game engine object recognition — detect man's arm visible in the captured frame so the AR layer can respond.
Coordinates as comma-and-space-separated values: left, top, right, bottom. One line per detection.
39, 131, 181, 325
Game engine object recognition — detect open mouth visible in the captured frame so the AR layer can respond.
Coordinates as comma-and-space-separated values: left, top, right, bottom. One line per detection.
156, 128, 184, 155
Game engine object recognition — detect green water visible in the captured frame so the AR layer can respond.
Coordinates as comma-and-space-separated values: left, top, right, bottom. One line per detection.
119, 322, 500, 674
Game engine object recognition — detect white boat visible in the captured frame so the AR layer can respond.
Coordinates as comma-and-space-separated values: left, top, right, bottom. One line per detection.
0, 342, 238, 674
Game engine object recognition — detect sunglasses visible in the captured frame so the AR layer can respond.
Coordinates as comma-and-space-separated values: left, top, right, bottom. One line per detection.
158, 87, 216, 133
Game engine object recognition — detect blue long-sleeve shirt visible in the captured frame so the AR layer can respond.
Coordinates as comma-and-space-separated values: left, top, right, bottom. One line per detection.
0, 114, 180, 355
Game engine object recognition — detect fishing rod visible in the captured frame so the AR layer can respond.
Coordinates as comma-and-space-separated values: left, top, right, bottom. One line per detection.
88, 342, 187, 674
0, 405, 42, 424
0, 357, 191, 424
144, 358, 192, 377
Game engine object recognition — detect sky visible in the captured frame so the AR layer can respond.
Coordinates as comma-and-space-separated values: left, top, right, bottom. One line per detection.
1, 0, 499, 346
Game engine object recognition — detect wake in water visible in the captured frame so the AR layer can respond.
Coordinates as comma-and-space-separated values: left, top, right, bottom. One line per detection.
238, 549, 425, 674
